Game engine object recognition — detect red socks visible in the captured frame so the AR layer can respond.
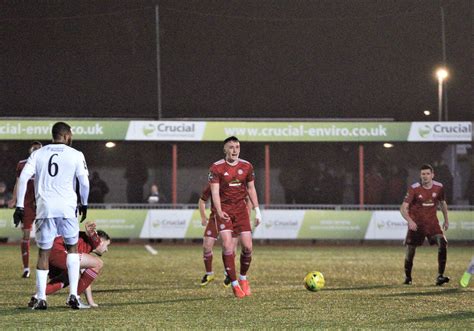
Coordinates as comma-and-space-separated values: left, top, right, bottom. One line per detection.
203, 251, 213, 273
46, 269, 99, 295
46, 281, 64, 295
240, 251, 252, 276
222, 253, 237, 282
77, 269, 98, 294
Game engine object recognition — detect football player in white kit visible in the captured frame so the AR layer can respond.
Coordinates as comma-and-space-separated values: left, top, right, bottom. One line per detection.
14, 122, 90, 310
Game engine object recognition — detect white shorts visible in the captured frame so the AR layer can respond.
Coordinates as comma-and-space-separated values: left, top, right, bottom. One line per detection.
35, 217, 79, 249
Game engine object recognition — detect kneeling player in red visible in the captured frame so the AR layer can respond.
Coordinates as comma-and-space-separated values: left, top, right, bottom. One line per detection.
208, 136, 262, 298
400, 164, 450, 286
28, 221, 111, 308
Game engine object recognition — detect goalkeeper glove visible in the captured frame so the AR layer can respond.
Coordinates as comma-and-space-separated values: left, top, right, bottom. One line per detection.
13, 207, 24, 228
78, 205, 88, 223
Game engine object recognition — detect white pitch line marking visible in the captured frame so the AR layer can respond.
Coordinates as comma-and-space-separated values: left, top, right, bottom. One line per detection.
145, 244, 158, 255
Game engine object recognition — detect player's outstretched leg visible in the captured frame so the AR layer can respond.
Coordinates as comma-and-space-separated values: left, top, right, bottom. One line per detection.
435, 236, 449, 286
32, 245, 50, 310
201, 250, 215, 287
238, 233, 253, 296
222, 252, 244, 298
460, 272, 472, 288
223, 236, 238, 288
404, 245, 416, 284
460, 257, 474, 288
21, 238, 30, 278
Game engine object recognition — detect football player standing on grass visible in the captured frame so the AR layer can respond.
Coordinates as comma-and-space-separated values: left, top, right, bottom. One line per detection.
208, 136, 262, 298
14, 122, 90, 310
400, 164, 450, 286
198, 183, 252, 288
8, 141, 42, 278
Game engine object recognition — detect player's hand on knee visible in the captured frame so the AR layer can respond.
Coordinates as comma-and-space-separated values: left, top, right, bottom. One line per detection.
13, 207, 24, 227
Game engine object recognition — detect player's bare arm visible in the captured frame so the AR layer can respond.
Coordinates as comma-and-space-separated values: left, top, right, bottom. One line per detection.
400, 202, 417, 231
439, 200, 449, 231
247, 181, 261, 227
198, 198, 208, 226
210, 182, 229, 221
8, 178, 18, 208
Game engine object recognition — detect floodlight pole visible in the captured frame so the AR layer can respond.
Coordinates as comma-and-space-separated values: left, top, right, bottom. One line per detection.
358, 145, 364, 209
155, 4, 163, 120
172, 144, 177, 205
438, 78, 443, 122
440, 5, 448, 120
264, 144, 271, 206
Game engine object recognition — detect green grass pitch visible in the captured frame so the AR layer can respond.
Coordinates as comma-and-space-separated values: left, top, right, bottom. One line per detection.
0, 244, 472, 329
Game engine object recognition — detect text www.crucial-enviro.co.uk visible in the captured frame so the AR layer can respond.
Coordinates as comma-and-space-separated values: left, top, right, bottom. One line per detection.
224, 124, 388, 138
0, 123, 104, 135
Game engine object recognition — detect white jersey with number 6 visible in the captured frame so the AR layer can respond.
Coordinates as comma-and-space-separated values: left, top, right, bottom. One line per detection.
18, 144, 89, 219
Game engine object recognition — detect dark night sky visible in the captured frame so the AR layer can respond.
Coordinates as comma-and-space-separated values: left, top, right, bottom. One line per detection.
1, 0, 472, 120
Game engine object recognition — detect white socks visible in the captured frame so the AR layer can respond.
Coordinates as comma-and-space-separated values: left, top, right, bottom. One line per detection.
36, 269, 49, 300
66, 253, 80, 297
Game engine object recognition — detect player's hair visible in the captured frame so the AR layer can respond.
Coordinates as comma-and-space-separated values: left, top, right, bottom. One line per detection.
29, 141, 42, 154
420, 164, 434, 172
224, 136, 239, 145
97, 230, 111, 241
52, 122, 71, 140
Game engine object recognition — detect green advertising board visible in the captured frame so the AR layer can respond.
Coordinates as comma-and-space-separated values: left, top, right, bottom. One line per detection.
0, 120, 471, 142
298, 210, 372, 239
0, 209, 471, 240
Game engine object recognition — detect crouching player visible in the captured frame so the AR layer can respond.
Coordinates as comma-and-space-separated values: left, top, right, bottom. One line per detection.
28, 221, 111, 308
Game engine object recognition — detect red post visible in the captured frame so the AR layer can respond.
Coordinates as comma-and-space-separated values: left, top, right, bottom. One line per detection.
264, 144, 271, 206
172, 144, 178, 205
358, 145, 364, 209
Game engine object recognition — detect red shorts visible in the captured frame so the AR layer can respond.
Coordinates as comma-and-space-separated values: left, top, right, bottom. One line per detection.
405, 219, 444, 246
203, 213, 219, 239
49, 249, 84, 271
216, 202, 251, 237
49, 249, 67, 270
21, 207, 36, 230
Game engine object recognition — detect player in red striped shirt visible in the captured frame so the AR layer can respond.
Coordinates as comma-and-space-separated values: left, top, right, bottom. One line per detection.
400, 164, 450, 286
9, 141, 42, 278
208, 136, 262, 298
